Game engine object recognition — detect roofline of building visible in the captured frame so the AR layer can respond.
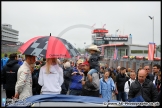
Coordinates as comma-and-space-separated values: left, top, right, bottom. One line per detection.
2, 26, 19, 32
98, 43, 157, 47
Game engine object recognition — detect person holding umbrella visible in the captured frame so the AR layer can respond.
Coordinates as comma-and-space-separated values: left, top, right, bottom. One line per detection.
16, 35, 80, 95
38, 58, 64, 94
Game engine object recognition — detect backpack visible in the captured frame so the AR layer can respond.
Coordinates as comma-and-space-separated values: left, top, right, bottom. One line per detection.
128, 80, 131, 88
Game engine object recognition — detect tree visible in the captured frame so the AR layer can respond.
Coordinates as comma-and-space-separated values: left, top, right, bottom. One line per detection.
77, 48, 86, 54
157, 45, 161, 52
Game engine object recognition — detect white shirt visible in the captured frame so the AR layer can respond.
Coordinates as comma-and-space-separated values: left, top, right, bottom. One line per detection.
38, 64, 64, 94
124, 78, 136, 94
15, 61, 32, 100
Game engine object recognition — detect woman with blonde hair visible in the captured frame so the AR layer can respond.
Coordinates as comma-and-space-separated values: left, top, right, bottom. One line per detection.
38, 58, 64, 94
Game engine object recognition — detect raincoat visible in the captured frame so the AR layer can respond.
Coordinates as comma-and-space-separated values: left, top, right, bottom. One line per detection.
99, 77, 115, 101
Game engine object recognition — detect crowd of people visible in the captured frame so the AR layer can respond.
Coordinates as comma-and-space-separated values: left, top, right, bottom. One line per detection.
1, 45, 161, 106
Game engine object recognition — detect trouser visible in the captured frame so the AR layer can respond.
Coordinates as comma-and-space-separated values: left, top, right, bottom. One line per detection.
6, 90, 15, 99
61, 80, 70, 94
69, 89, 82, 96
116, 91, 127, 102
82, 89, 99, 97
3, 84, 6, 90
5, 90, 15, 106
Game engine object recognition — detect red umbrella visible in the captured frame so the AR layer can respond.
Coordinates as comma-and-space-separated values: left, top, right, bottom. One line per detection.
18, 35, 80, 58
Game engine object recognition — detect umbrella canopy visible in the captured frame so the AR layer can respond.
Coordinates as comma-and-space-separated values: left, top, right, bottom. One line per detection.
18, 36, 80, 58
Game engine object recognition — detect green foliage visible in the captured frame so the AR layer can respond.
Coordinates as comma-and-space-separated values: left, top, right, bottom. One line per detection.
157, 45, 161, 52
77, 48, 86, 53
1, 51, 21, 58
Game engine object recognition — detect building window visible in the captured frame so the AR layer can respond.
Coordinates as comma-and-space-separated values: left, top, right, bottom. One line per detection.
144, 50, 148, 53
131, 50, 143, 54
121, 49, 125, 56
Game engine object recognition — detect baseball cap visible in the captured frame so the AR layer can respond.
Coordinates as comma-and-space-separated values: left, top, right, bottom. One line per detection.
81, 61, 89, 66
77, 59, 83, 64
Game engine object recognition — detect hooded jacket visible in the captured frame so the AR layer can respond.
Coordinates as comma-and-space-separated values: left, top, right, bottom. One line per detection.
1, 59, 20, 90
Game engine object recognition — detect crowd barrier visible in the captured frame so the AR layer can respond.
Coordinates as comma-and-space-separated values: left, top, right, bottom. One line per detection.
100, 57, 161, 72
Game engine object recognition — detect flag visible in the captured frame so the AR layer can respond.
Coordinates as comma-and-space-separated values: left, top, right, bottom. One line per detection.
148, 42, 155, 60
77, 55, 80, 60
113, 48, 118, 60
102, 24, 106, 28
101, 46, 104, 55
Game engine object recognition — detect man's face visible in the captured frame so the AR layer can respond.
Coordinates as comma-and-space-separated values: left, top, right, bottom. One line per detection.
121, 69, 126, 74
138, 70, 146, 83
29, 56, 36, 64
130, 72, 136, 80
144, 66, 150, 74
153, 66, 159, 73
82, 65, 90, 72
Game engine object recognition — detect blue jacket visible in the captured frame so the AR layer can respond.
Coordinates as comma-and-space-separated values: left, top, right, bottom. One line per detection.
69, 67, 83, 90
18, 60, 23, 66
1, 57, 9, 69
99, 77, 115, 101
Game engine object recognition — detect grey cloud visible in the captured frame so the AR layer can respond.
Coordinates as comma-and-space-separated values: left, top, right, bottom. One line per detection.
2, 2, 160, 49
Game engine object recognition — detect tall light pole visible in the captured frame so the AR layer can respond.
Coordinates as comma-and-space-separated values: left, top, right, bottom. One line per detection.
114, 29, 119, 59
148, 16, 154, 43
115, 29, 119, 49
84, 42, 86, 51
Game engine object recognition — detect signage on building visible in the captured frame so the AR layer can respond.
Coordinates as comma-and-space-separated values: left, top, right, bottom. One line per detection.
103, 37, 128, 41
93, 29, 108, 33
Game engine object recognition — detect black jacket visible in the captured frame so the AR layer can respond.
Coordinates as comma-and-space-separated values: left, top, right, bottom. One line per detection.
89, 53, 100, 72
63, 67, 73, 81
32, 69, 42, 95
1, 59, 20, 90
128, 79, 158, 102
116, 73, 129, 91
146, 73, 154, 82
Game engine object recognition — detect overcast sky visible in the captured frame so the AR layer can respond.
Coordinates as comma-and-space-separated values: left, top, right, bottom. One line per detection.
2, 1, 160, 49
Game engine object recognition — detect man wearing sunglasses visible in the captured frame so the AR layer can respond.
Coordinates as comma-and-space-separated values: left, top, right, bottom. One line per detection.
144, 65, 154, 82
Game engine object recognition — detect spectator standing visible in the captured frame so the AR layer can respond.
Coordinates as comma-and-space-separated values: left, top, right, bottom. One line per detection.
1, 53, 20, 103
99, 70, 115, 101
116, 67, 129, 102
128, 69, 158, 102
38, 58, 63, 94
